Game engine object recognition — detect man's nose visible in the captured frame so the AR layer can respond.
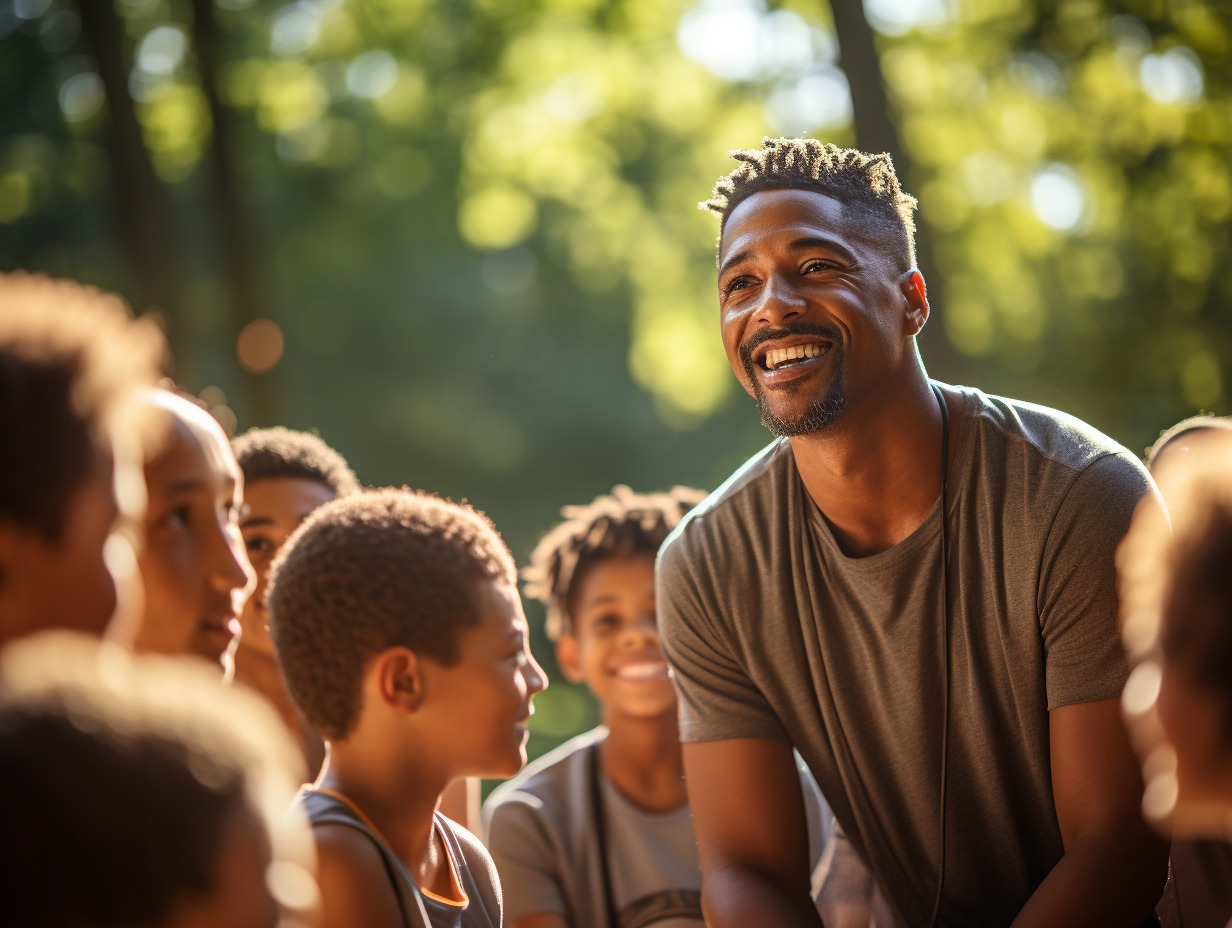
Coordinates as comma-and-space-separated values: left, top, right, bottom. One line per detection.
755, 274, 807, 326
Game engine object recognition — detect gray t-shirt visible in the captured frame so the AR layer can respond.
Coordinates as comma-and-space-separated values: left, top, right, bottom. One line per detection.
483, 727, 833, 928
299, 787, 502, 928
657, 385, 1158, 928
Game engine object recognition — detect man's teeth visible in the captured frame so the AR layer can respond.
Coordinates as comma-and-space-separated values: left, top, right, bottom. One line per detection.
765, 343, 826, 370
615, 662, 669, 681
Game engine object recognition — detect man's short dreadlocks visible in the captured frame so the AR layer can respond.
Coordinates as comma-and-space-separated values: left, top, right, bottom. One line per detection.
232, 426, 360, 498
524, 485, 706, 641
702, 137, 919, 271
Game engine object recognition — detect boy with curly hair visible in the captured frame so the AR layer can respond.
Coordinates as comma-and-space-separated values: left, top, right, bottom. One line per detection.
269, 487, 548, 928
483, 486, 834, 928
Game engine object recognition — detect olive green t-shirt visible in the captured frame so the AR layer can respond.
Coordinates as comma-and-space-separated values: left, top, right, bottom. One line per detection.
657, 384, 1159, 928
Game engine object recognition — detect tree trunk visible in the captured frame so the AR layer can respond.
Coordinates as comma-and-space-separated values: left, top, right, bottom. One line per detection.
74, 0, 187, 363
188, 0, 278, 424
827, 0, 956, 377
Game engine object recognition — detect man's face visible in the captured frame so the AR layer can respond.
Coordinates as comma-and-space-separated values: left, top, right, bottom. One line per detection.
716, 189, 920, 436
0, 450, 120, 647
238, 478, 337, 658
133, 398, 255, 669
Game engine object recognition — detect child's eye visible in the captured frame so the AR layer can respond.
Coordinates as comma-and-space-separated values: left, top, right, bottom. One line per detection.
245, 536, 274, 558
160, 505, 191, 530
592, 613, 619, 630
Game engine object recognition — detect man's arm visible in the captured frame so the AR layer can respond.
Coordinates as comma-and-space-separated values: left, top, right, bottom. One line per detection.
684, 738, 824, 928
1012, 697, 1169, 927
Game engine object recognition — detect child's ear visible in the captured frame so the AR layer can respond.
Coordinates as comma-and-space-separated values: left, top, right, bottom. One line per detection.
556, 634, 585, 685
375, 647, 424, 714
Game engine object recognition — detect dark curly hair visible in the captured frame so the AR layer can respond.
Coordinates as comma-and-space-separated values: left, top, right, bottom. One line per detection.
232, 426, 360, 497
0, 634, 300, 928
267, 488, 518, 740
702, 137, 919, 271
0, 272, 166, 539
524, 485, 706, 641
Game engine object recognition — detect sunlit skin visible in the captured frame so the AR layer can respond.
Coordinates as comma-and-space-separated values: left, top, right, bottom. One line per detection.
683, 188, 1167, 928
0, 450, 119, 648
312, 579, 547, 928
132, 393, 255, 669
1156, 650, 1232, 830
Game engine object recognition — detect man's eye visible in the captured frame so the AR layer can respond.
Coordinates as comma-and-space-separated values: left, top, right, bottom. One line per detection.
803, 259, 836, 273
725, 277, 752, 295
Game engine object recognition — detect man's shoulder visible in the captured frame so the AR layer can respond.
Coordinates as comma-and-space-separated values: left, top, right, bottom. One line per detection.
658, 438, 791, 571
961, 385, 1137, 475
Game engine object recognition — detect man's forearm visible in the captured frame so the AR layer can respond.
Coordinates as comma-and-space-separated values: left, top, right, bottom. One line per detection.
1011, 829, 1168, 928
702, 864, 824, 928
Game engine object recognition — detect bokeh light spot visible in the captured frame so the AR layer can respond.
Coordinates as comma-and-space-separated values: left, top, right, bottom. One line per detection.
59, 72, 105, 124
459, 186, 538, 250
1030, 164, 1085, 232
237, 319, 285, 374
346, 51, 399, 100
1140, 47, 1204, 105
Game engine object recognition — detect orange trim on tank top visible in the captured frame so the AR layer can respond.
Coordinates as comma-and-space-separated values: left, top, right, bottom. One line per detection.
301, 785, 469, 908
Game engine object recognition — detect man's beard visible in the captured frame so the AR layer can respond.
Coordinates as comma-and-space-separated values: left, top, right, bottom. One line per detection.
740, 323, 846, 438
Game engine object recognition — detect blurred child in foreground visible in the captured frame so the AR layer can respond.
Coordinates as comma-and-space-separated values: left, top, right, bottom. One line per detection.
1130, 417, 1232, 928
270, 488, 548, 928
484, 486, 837, 928
0, 272, 164, 648
0, 632, 316, 928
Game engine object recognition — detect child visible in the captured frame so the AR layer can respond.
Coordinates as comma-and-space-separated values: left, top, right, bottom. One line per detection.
232, 426, 360, 767
268, 487, 548, 928
0, 272, 164, 648
1133, 419, 1232, 928
0, 631, 313, 928
130, 389, 255, 673
483, 486, 834, 928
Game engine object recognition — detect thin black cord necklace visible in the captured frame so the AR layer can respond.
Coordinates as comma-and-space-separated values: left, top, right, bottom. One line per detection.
925, 381, 951, 928
590, 739, 621, 928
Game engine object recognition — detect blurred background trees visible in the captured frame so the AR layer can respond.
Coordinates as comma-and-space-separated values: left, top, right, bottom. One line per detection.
2, 0, 1228, 757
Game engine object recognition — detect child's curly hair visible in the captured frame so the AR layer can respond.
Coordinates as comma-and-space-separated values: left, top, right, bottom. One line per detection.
232, 426, 360, 497
523, 485, 706, 641
267, 487, 517, 740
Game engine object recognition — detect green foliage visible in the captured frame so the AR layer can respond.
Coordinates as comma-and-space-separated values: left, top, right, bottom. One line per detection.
1, 0, 1229, 757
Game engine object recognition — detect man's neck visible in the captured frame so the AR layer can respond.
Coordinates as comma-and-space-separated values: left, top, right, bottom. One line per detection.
319, 741, 454, 897
600, 709, 688, 813
789, 374, 959, 557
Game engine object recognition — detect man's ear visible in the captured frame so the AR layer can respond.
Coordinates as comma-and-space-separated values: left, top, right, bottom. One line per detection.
899, 269, 929, 337
556, 634, 586, 685
375, 646, 424, 714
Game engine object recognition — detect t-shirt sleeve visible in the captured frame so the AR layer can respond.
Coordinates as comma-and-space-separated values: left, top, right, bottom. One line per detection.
484, 793, 568, 921
1038, 451, 1159, 709
657, 530, 790, 744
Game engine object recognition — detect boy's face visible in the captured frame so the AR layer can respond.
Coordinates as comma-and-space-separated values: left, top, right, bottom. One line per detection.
238, 477, 337, 657
0, 450, 120, 647
557, 553, 677, 723
420, 579, 548, 779
133, 397, 255, 668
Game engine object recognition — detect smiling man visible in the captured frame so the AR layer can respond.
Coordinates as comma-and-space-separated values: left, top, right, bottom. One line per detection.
657, 139, 1169, 928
